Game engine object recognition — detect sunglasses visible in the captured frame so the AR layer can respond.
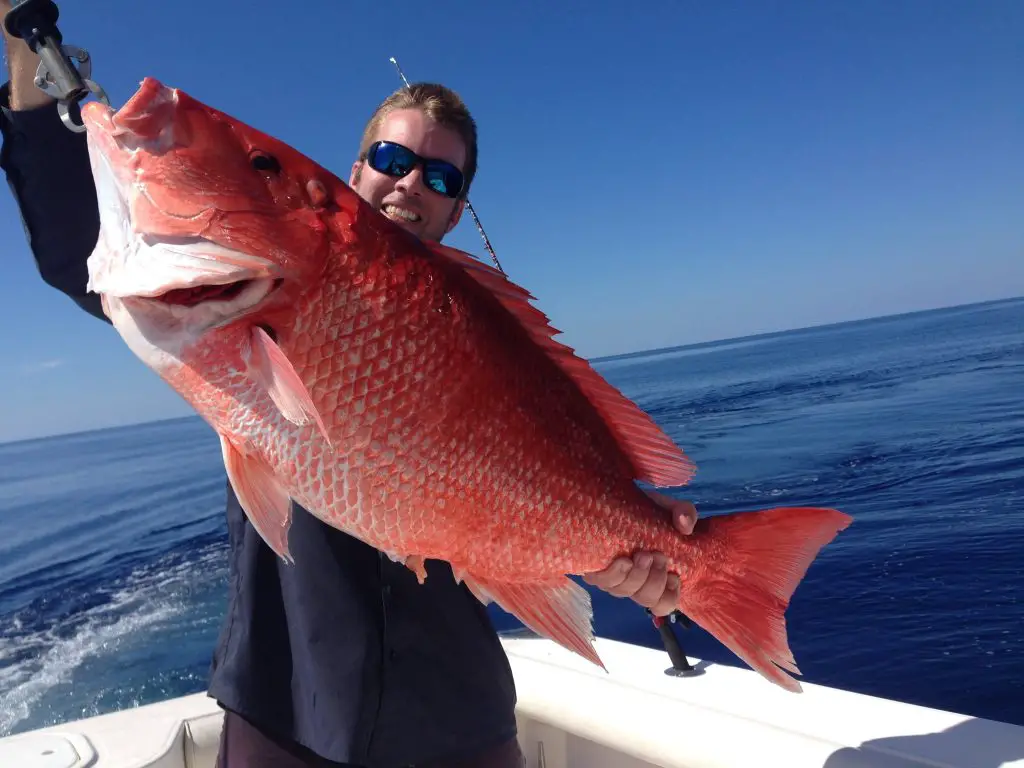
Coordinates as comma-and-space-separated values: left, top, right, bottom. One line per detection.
365, 140, 465, 199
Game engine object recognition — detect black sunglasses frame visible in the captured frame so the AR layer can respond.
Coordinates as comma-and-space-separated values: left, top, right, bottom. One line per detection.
365, 140, 466, 200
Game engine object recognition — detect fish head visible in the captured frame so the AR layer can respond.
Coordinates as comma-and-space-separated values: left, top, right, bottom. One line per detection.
80, 77, 342, 370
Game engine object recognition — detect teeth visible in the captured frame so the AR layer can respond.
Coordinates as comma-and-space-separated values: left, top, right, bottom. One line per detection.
383, 204, 421, 222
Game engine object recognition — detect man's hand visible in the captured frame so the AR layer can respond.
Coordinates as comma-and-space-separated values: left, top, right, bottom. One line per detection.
581, 489, 697, 617
1, 0, 56, 111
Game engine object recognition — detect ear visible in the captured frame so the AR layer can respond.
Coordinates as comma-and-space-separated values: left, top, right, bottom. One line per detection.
445, 198, 467, 234
349, 160, 363, 188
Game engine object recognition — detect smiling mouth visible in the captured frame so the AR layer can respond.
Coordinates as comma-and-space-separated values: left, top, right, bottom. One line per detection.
382, 203, 421, 223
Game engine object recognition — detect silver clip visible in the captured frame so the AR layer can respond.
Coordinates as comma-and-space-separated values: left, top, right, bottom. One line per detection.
32, 43, 109, 132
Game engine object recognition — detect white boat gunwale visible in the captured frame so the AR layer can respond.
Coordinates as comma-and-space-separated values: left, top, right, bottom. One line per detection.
2, 636, 1023, 768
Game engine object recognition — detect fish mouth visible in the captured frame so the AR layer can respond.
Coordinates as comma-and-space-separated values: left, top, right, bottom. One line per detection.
87, 223, 282, 302
81, 79, 293, 338
83, 107, 280, 304
158, 279, 270, 307
146, 275, 284, 311
118, 275, 285, 335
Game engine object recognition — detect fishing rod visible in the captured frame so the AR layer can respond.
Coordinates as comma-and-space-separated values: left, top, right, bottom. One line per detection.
388, 56, 506, 276
4, 0, 108, 132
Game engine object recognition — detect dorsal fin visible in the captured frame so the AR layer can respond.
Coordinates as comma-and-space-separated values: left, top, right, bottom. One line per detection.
426, 242, 696, 487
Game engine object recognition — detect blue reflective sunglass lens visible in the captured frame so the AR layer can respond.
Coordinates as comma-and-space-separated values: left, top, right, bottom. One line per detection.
370, 142, 416, 176
424, 168, 460, 197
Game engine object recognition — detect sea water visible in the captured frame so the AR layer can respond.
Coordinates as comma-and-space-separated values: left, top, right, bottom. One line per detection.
1, 298, 1022, 736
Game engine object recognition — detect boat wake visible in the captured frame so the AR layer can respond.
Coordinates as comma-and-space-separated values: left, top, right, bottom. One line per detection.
0, 544, 226, 736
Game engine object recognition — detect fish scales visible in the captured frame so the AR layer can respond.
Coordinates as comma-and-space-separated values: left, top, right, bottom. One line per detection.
285, 232, 643, 577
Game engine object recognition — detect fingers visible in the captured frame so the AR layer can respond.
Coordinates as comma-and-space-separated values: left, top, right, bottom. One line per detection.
629, 553, 669, 606
642, 488, 698, 535
650, 573, 681, 617
581, 491, 696, 616
582, 551, 683, 617
671, 500, 698, 535
619, 553, 680, 617
600, 552, 659, 598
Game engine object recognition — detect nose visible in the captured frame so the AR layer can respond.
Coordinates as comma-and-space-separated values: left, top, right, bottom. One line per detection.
394, 164, 427, 197
112, 77, 178, 141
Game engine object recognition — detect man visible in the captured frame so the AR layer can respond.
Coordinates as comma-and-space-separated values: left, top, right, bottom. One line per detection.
0, 17, 696, 768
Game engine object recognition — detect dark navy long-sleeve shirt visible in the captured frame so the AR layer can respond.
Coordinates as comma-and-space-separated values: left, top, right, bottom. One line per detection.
0, 85, 518, 768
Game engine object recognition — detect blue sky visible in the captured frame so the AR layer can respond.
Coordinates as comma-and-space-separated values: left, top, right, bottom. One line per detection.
1, 1, 1021, 443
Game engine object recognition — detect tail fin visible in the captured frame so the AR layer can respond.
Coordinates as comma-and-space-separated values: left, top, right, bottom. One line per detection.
678, 506, 852, 692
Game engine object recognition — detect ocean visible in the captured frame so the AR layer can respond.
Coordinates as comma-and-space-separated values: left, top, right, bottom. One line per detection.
1, 297, 1022, 738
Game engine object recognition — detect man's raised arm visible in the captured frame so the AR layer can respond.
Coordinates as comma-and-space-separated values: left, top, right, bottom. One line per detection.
0, 1, 105, 322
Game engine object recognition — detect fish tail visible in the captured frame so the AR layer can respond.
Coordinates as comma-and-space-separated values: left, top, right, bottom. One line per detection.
676, 506, 852, 692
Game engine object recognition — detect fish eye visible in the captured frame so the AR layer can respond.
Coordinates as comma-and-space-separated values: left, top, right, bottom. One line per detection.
249, 150, 281, 174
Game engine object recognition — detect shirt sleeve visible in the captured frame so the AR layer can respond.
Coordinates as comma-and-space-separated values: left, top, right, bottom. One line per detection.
0, 81, 107, 323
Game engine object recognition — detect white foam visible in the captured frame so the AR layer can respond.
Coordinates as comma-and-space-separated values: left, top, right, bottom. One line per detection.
0, 547, 224, 736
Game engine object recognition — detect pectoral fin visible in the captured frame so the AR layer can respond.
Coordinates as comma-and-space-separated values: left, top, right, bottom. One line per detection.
245, 325, 331, 444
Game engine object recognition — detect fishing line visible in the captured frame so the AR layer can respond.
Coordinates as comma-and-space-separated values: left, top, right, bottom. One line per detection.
388, 56, 506, 276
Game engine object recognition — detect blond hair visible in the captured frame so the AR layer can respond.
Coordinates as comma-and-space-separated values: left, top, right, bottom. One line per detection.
358, 82, 478, 199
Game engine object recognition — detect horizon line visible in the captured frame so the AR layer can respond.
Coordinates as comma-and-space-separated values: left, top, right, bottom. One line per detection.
3, 293, 1020, 447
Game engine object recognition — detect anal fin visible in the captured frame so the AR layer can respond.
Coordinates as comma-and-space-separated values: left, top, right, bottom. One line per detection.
461, 573, 605, 670
220, 435, 294, 563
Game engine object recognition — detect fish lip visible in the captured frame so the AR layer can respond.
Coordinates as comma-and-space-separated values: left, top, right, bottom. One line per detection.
81, 81, 179, 155
121, 275, 284, 330
126, 274, 281, 306
115, 263, 280, 300
80, 99, 116, 131
89, 235, 282, 300
111, 78, 176, 129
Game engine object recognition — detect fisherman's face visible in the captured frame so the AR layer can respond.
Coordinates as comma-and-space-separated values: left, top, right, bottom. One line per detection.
350, 108, 467, 243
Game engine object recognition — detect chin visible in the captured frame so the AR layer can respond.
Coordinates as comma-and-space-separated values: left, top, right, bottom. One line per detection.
389, 215, 428, 239
397, 219, 426, 236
